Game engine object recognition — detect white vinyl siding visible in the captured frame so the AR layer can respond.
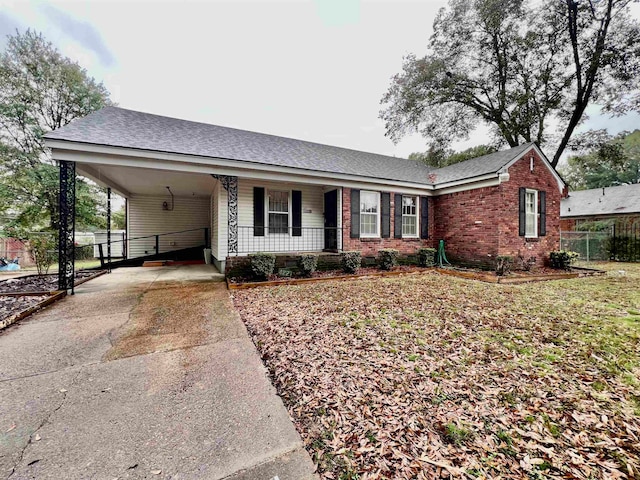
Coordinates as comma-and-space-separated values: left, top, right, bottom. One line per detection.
128, 194, 210, 258
235, 178, 325, 254
525, 189, 538, 238
360, 190, 380, 237
401, 195, 418, 238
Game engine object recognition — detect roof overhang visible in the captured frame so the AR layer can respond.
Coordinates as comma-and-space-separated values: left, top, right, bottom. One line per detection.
46, 139, 437, 196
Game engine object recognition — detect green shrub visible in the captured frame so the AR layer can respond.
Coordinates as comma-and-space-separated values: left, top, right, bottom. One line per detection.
417, 247, 436, 267
74, 244, 94, 261
27, 233, 57, 276
296, 254, 318, 277
340, 251, 361, 274
250, 252, 276, 279
377, 248, 399, 270
549, 250, 579, 270
495, 255, 513, 276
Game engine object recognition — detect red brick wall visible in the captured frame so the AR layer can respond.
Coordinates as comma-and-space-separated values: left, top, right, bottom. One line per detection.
431, 148, 563, 267
497, 149, 562, 266
341, 188, 435, 256
431, 186, 502, 266
560, 218, 577, 231
560, 214, 640, 231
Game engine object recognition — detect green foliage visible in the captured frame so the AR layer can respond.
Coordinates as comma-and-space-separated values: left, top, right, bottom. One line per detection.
341, 251, 361, 274
74, 244, 94, 261
250, 252, 276, 279
495, 256, 513, 276
410, 145, 498, 168
561, 130, 640, 190
417, 247, 436, 267
549, 250, 579, 270
608, 236, 640, 262
377, 249, 399, 270
27, 232, 57, 276
442, 422, 473, 446
0, 29, 112, 232
380, 0, 640, 167
297, 254, 318, 277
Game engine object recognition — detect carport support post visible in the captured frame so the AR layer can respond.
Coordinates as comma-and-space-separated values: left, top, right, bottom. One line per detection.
58, 160, 76, 293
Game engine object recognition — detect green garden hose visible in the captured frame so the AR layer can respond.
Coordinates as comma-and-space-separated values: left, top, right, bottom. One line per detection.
437, 239, 451, 267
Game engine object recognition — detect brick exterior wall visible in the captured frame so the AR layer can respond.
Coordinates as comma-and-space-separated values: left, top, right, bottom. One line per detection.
560, 218, 577, 230
432, 148, 562, 267
497, 148, 562, 266
341, 188, 435, 257
432, 186, 502, 266
560, 214, 640, 231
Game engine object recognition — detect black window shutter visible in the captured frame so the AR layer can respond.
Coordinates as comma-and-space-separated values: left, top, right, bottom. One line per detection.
350, 189, 360, 238
518, 187, 526, 237
539, 190, 546, 236
420, 196, 429, 239
292, 190, 302, 237
253, 187, 265, 237
394, 194, 402, 238
381, 192, 390, 238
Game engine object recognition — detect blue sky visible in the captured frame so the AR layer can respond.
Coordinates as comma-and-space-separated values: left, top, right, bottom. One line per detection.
1, 0, 638, 165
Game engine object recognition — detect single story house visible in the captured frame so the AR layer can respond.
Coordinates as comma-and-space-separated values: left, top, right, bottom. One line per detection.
561, 183, 640, 230
44, 107, 566, 285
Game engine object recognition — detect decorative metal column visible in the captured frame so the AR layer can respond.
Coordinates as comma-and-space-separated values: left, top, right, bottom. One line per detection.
58, 160, 76, 292
211, 175, 238, 254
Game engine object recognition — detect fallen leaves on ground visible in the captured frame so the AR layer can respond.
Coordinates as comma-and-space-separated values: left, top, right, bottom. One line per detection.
0, 295, 49, 321
233, 263, 640, 479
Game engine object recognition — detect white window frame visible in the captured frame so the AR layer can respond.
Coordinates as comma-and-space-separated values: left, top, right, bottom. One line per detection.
401, 195, 419, 238
525, 189, 538, 238
267, 189, 290, 235
359, 190, 380, 238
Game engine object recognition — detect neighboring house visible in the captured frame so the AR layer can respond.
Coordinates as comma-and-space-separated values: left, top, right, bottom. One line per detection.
561, 184, 640, 231
44, 107, 566, 274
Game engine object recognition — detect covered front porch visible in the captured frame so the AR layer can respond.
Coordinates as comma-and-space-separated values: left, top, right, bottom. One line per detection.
55, 159, 345, 287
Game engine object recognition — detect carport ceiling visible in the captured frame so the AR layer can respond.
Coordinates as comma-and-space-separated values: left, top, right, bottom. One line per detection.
77, 163, 216, 198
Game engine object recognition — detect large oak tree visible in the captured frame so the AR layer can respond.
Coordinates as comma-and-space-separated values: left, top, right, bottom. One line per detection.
380, 0, 640, 167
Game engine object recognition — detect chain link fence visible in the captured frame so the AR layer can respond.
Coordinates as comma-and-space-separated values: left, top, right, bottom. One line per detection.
559, 231, 611, 262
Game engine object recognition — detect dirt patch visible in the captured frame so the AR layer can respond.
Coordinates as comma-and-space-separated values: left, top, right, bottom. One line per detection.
104, 281, 222, 361
0, 271, 98, 293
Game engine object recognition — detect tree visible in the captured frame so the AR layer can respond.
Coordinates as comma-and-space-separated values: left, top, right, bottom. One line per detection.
0, 29, 112, 233
409, 144, 498, 168
380, 0, 640, 168
560, 129, 640, 189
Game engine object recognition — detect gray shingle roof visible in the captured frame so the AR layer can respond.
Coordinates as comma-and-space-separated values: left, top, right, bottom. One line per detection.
44, 106, 537, 186
561, 183, 640, 217
427, 143, 535, 184
44, 107, 434, 184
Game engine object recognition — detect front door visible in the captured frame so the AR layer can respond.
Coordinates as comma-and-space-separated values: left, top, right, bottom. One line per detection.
324, 189, 338, 251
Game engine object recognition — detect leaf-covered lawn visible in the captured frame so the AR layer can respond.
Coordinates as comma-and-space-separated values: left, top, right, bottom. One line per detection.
232, 263, 640, 479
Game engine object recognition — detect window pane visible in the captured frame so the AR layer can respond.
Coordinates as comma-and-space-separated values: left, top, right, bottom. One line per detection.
361, 213, 377, 235
402, 196, 416, 215
403, 216, 416, 236
525, 191, 536, 236
269, 213, 288, 234
269, 191, 288, 213
360, 191, 378, 214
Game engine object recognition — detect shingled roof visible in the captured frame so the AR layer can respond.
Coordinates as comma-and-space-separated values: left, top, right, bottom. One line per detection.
561, 183, 640, 217
44, 106, 539, 187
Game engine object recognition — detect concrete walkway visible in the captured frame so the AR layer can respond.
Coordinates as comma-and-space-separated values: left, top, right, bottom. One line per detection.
0, 265, 316, 480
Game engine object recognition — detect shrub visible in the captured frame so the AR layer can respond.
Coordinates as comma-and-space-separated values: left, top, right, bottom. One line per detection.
28, 233, 57, 276
549, 250, 579, 270
341, 251, 361, 274
515, 253, 536, 271
417, 247, 436, 267
75, 244, 94, 261
250, 252, 276, 279
297, 254, 318, 277
495, 256, 513, 276
377, 249, 399, 270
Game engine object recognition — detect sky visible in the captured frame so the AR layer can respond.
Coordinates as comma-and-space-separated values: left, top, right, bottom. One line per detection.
1, 0, 639, 165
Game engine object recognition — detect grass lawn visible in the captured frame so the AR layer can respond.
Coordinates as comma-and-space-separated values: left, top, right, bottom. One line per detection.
233, 262, 640, 479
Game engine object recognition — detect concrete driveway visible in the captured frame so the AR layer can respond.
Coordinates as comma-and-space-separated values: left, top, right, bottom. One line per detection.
0, 266, 316, 480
